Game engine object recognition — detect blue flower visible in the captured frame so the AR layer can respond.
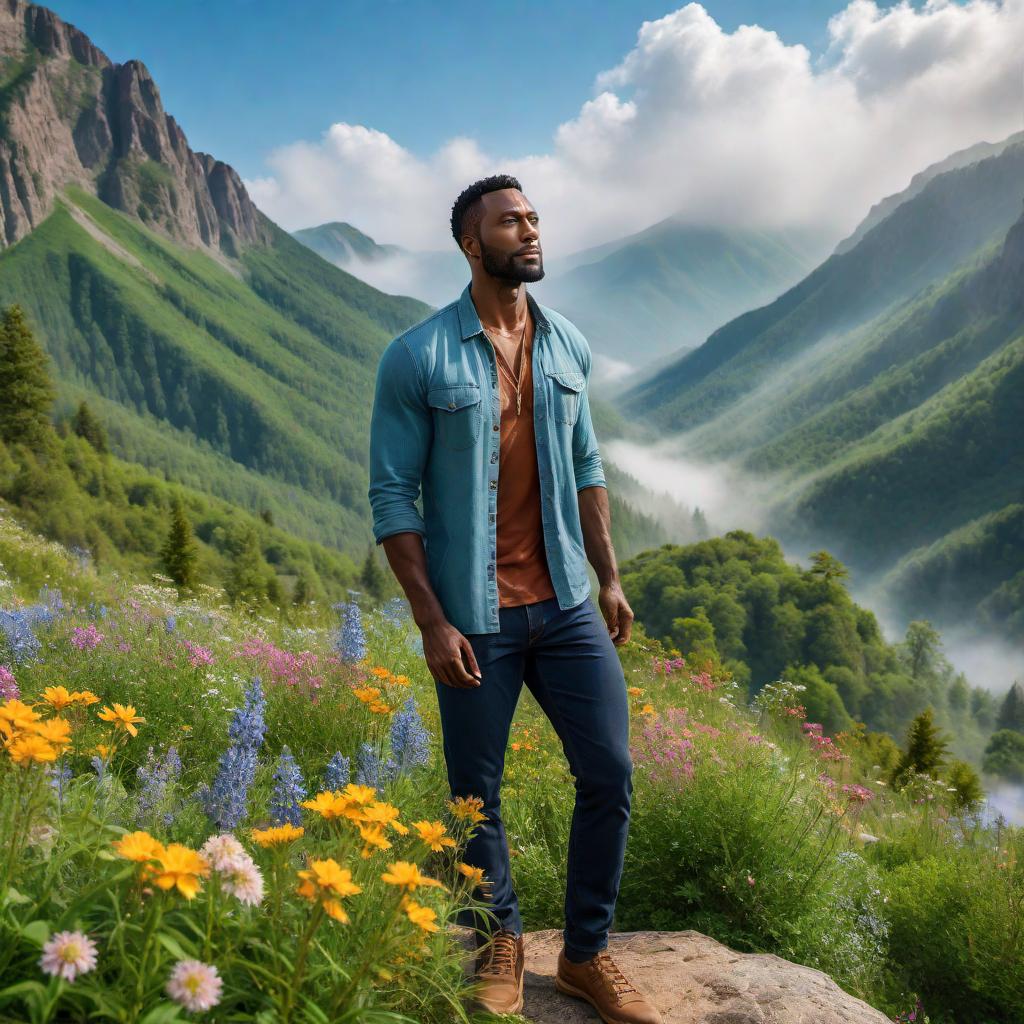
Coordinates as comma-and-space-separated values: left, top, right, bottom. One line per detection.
136, 745, 182, 827
196, 678, 266, 830
333, 593, 367, 663
324, 751, 350, 791
269, 746, 307, 827
0, 609, 41, 665
47, 762, 72, 807
354, 741, 397, 794
380, 597, 409, 629
389, 696, 431, 775
165, 615, 177, 634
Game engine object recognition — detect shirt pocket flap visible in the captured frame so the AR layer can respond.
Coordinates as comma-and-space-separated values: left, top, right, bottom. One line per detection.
545, 369, 585, 392
427, 383, 482, 411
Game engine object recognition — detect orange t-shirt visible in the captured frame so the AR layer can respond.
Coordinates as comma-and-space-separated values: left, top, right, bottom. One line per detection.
485, 311, 557, 607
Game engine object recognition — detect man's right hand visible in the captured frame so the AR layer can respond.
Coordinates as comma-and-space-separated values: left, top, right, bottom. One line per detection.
421, 619, 482, 688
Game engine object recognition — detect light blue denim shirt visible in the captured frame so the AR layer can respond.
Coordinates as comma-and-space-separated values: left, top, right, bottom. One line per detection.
368, 280, 607, 635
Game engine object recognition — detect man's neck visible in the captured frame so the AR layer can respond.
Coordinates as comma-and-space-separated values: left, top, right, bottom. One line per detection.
470, 278, 529, 334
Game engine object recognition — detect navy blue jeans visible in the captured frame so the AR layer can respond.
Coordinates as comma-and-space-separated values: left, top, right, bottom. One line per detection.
433, 594, 633, 960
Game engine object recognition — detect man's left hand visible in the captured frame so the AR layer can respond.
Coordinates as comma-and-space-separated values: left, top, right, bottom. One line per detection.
598, 583, 634, 646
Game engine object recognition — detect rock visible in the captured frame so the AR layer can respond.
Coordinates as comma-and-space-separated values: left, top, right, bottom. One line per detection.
0, 0, 273, 255
451, 927, 891, 1023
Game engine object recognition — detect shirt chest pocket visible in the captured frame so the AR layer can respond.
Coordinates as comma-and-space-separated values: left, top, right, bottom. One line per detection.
545, 369, 585, 426
427, 383, 483, 450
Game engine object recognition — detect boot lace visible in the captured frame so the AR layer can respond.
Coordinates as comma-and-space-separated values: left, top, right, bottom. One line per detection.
478, 931, 518, 976
593, 950, 639, 998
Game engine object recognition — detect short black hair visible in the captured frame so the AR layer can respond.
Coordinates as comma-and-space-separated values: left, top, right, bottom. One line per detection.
450, 173, 523, 253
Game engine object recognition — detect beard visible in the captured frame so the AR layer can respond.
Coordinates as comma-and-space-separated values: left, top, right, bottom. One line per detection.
479, 240, 545, 283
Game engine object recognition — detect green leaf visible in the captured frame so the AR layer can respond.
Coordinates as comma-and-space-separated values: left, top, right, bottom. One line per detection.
138, 1003, 184, 1024
2, 886, 30, 907
19, 920, 50, 947
156, 932, 189, 960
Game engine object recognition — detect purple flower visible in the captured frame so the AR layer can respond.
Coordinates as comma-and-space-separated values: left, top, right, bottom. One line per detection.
389, 696, 431, 774
354, 741, 397, 794
0, 664, 19, 701
334, 592, 367, 663
324, 751, 350, 790
269, 746, 306, 827
196, 678, 266, 830
136, 745, 183, 827
0, 609, 41, 665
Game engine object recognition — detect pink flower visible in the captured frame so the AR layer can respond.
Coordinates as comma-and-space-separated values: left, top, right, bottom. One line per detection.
70, 624, 104, 650
199, 833, 247, 872
166, 959, 223, 1012
0, 664, 19, 701
39, 930, 98, 982
221, 856, 264, 906
184, 640, 214, 668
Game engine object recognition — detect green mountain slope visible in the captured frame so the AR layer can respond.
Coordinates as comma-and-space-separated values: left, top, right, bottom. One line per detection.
0, 185, 432, 553
622, 139, 1024, 430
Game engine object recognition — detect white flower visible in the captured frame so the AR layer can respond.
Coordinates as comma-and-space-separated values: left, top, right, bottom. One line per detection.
199, 833, 247, 872
39, 930, 98, 982
221, 855, 264, 906
166, 959, 223, 1012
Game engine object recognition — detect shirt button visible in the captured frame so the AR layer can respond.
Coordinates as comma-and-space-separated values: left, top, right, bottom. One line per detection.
493, 423, 499, 431
489, 480, 497, 490
490, 452, 498, 463
448, 401, 455, 409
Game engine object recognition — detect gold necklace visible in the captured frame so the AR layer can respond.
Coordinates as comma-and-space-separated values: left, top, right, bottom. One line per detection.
482, 318, 527, 416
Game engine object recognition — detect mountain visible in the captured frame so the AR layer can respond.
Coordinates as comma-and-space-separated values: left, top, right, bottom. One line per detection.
533, 216, 835, 367
615, 132, 1024, 644
290, 221, 468, 308
0, 2, 671, 578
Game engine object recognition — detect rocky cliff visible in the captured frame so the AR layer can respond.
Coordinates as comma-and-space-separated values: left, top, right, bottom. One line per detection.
0, 0, 272, 255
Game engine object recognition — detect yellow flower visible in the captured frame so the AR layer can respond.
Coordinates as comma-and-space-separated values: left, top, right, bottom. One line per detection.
71, 690, 100, 706
6, 733, 57, 765
370, 666, 391, 680
93, 743, 115, 759
147, 844, 210, 899
380, 860, 447, 893
112, 831, 166, 863
358, 824, 392, 858
403, 899, 440, 933
627, 686, 644, 697
363, 801, 407, 833
30, 718, 72, 750
412, 820, 457, 852
447, 795, 487, 823
296, 858, 362, 922
368, 701, 393, 714
0, 699, 41, 736
42, 686, 76, 711
393, 674, 411, 686
640, 703, 656, 715
457, 862, 485, 886
301, 791, 350, 820
352, 686, 381, 703
97, 703, 145, 737
251, 823, 304, 847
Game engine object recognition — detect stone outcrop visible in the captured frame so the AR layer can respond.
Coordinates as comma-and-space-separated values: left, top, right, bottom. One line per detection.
0, 0, 272, 254
452, 927, 892, 1023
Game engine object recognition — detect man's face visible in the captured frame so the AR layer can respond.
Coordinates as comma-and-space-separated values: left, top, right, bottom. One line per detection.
473, 189, 544, 283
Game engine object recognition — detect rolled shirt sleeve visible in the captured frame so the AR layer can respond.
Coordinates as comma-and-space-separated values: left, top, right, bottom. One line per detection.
572, 340, 607, 492
368, 336, 431, 544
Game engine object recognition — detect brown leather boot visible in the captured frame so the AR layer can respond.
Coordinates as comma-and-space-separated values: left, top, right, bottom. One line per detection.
468, 928, 525, 1015
555, 946, 663, 1024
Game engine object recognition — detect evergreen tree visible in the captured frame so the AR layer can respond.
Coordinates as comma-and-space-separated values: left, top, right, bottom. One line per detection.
0, 304, 56, 447
259, 507, 274, 527
360, 544, 385, 598
995, 680, 1024, 733
160, 494, 199, 590
807, 549, 848, 582
890, 706, 950, 787
71, 399, 108, 453
292, 567, 313, 606
982, 730, 1024, 783
944, 759, 985, 810
947, 674, 970, 713
691, 506, 709, 540
224, 524, 269, 607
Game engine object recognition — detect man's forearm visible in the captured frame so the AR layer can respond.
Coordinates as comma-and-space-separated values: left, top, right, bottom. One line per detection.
379, 532, 448, 628
578, 484, 619, 586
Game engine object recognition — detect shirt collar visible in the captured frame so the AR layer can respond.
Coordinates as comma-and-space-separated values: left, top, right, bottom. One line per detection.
457, 280, 550, 341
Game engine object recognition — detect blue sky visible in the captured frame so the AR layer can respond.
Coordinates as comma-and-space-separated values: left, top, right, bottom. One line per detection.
50, 0, 853, 180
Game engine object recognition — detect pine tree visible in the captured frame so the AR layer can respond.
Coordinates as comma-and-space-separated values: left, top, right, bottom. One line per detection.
360, 544, 385, 598
807, 550, 848, 583
225, 524, 269, 608
996, 680, 1024, 733
890, 706, 950, 787
160, 494, 199, 590
71, 399, 108, 453
0, 304, 56, 447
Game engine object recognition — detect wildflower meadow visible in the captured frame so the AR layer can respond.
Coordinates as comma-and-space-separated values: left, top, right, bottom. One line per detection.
0, 512, 1021, 1023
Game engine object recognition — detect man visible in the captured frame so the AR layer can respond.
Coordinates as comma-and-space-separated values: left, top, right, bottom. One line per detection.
368, 173, 661, 1024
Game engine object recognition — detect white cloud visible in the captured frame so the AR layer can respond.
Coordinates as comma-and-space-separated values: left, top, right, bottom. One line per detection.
245, 0, 1024, 254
